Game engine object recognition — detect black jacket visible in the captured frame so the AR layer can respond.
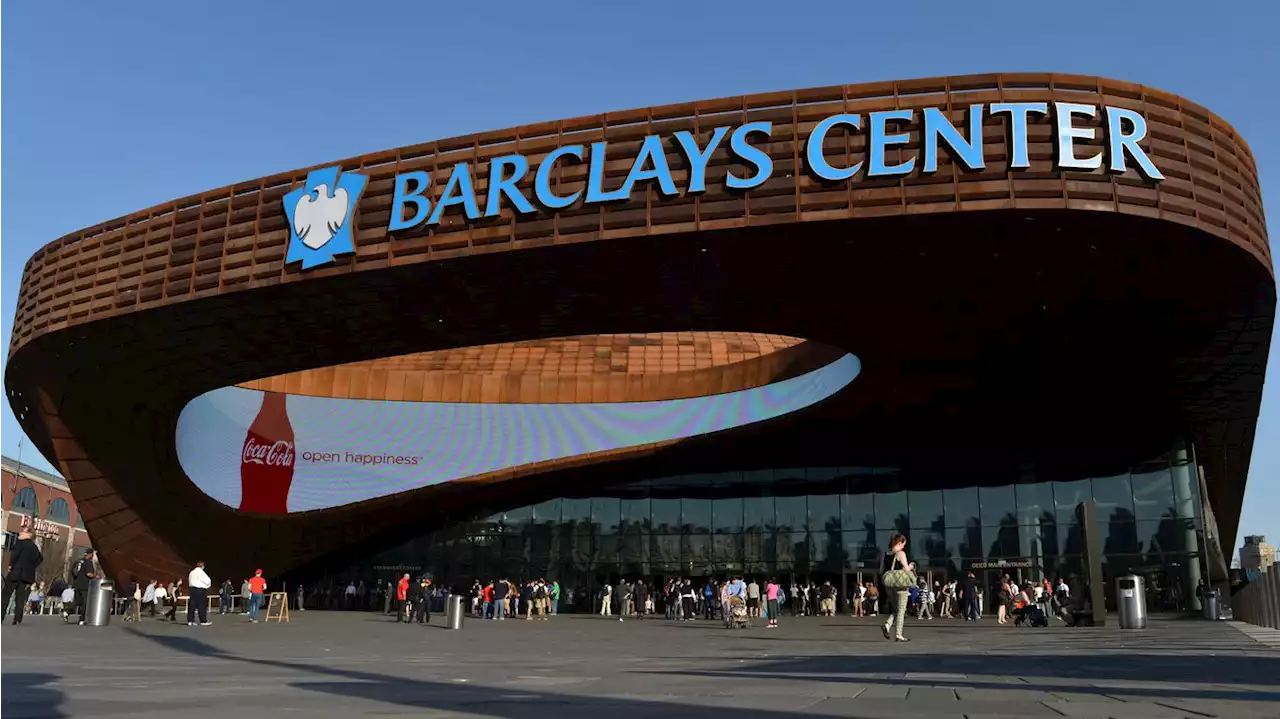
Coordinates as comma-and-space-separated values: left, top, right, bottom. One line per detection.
5, 538, 43, 583
71, 557, 97, 588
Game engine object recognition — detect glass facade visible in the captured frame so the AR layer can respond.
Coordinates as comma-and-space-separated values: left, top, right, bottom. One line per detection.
338, 444, 1208, 613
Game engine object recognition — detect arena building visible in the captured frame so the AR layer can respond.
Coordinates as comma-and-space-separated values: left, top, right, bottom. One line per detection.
6, 73, 1271, 612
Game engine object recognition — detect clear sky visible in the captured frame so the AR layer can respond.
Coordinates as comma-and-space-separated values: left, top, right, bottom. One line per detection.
2, 1, 1277, 553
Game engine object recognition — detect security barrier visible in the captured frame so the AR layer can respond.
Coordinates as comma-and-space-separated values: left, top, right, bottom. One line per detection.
1234, 561, 1280, 629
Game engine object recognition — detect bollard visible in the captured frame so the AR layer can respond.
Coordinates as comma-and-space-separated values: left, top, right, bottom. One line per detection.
446, 594, 465, 630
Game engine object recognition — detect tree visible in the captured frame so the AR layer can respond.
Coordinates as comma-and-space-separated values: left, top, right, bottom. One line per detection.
34, 531, 70, 588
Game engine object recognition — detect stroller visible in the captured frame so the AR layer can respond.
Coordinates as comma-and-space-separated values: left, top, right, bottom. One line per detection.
1013, 601, 1049, 627
727, 595, 749, 629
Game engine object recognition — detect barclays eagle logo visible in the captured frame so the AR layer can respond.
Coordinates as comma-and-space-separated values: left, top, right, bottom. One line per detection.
283, 165, 368, 270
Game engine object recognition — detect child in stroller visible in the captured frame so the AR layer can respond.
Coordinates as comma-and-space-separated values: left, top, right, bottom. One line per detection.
727, 594, 749, 629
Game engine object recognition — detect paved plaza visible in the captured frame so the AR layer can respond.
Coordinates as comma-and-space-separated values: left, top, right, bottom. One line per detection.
2, 611, 1278, 718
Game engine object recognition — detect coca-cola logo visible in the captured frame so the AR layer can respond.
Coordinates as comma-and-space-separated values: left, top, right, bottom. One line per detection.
242, 437, 295, 467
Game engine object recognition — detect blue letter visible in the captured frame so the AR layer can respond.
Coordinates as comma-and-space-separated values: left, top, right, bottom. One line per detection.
673, 126, 730, 194
388, 171, 431, 231
726, 121, 773, 190
805, 113, 862, 181
1054, 102, 1103, 171
586, 141, 629, 204
990, 102, 1048, 169
1106, 107, 1163, 181
868, 110, 916, 177
534, 145, 584, 209
427, 162, 481, 225
485, 154, 535, 217
622, 134, 679, 198
922, 105, 985, 173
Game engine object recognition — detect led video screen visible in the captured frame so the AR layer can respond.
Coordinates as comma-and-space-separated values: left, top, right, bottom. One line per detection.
176, 353, 859, 513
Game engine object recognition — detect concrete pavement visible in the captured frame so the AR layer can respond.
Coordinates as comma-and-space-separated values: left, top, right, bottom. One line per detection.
3, 610, 1277, 718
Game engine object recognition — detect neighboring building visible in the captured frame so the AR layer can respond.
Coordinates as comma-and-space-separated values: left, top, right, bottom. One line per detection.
2, 455, 93, 582
1239, 535, 1276, 574
4, 73, 1272, 614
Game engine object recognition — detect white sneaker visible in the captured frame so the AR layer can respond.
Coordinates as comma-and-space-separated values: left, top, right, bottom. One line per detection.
188, 622, 195, 626
200, 622, 212, 626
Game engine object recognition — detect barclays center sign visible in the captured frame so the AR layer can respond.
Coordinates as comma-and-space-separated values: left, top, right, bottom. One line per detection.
284, 102, 1165, 269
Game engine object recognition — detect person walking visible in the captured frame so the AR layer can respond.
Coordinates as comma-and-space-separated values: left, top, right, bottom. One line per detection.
69, 550, 99, 625
186, 562, 212, 626
880, 533, 915, 642
917, 580, 934, 620
395, 573, 411, 622
634, 580, 648, 620
2, 529, 43, 625
218, 580, 234, 615
599, 582, 612, 617
492, 578, 509, 620
550, 580, 560, 615
413, 577, 432, 624
765, 578, 781, 628
247, 570, 267, 623
746, 578, 761, 618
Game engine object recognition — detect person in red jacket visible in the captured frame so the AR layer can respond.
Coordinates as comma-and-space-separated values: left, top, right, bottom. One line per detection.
396, 573, 410, 623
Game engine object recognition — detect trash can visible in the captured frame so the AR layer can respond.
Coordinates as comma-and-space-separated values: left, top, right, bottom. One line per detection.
1202, 590, 1222, 620
85, 578, 115, 627
1116, 575, 1147, 629
446, 594, 465, 630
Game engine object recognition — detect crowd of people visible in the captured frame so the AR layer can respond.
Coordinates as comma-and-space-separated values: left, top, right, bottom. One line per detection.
5, 524, 1092, 638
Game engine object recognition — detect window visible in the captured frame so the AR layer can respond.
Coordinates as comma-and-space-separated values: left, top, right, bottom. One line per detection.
908, 490, 944, 531
1054, 479, 1091, 525
712, 497, 743, 534
11, 487, 38, 515
774, 496, 807, 532
46, 497, 71, 524
874, 491, 908, 532
1015, 483, 1055, 525
743, 496, 774, 532
1130, 466, 1175, 522
979, 485, 1017, 526
592, 498, 620, 534
943, 487, 980, 528
807, 493, 840, 534
1092, 473, 1135, 522
842, 492, 874, 532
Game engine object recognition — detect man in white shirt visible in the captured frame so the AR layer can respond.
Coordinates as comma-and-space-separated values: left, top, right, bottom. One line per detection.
187, 561, 212, 626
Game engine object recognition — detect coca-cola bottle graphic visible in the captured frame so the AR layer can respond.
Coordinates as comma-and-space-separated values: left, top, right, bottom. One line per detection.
239, 391, 295, 513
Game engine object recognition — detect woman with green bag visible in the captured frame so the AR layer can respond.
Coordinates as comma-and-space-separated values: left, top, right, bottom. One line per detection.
880, 533, 916, 642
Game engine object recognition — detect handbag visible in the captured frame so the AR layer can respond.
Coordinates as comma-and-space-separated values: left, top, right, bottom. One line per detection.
882, 554, 916, 591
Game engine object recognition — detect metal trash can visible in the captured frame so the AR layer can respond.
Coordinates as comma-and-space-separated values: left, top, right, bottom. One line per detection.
85, 578, 114, 627
1116, 575, 1147, 629
445, 594, 465, 629
1202, 590, 1222, 620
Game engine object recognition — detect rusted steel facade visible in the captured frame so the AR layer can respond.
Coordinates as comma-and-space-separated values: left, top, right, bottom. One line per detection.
5, 74, 1272, 584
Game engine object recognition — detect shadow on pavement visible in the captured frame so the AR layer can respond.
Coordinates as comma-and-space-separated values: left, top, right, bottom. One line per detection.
636, 652, 1280, 702
121, 628, 820, 718
1, 673, 68, 719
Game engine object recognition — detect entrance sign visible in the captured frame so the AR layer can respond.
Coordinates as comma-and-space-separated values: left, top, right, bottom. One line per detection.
289, 102, 1165, 270
971, 559, 1034, 570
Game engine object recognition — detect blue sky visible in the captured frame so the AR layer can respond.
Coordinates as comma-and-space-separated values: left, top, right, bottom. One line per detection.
3, 1, 1277, 553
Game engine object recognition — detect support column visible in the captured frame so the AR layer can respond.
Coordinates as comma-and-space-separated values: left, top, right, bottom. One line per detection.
1172, 436, 1203, 610
1081, 501, 1106, 626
